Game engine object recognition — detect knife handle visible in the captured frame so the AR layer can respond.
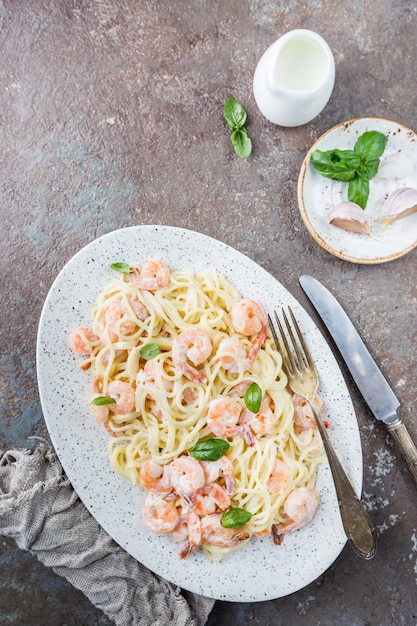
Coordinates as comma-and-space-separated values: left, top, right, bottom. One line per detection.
385, 418, 417, 485
311, 405, 376, 560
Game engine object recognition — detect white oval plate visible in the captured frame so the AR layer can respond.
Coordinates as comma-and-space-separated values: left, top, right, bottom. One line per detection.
298, 117, 417, 264
37, 225, 361, 602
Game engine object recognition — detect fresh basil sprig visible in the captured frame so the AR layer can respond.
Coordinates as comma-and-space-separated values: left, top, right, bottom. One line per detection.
189, 438, 230, 462
223, 97, 252, 159
90, 396, 116, 406
311, 130, 388, 209
244, 382, 262, 414
110, 262, 132, 274
140, 343, 161, 360
221, 507, 253, 529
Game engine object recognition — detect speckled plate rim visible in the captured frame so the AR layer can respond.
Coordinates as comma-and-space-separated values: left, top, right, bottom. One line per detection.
297, 116, 417, 264
36, 225, 362, 602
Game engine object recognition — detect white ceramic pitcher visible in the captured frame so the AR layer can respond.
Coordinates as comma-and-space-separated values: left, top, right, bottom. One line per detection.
253, 29, 335, 127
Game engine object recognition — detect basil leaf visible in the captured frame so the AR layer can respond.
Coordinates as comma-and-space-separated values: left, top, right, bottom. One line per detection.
310, 149, 360, 181
189, 438, 230, 462
354, 130, 388, 161
231, 128, 252, 159
140, 343, 161, 360
221, 507, 253, 529
356, 155, 381, 181
348, 175, 370, 209
110, 262, 131, 274
244, 382, 262, 413
90, 396, 116, 406
224, 97, 247, 130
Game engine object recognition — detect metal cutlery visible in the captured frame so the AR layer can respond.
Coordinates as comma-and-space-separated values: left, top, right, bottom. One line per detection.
269, 308, 376, 560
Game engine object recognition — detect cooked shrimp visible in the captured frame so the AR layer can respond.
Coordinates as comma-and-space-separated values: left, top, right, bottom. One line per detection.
279, 487, 320, 534
104, 298, 148, 339
293, 393, 316, 430
207, 397, 255, 446
292, 393, 326, 451
69, 327, 99, 356
201, 513, 250, 548
137, 361, 173, 392
90, 376, 110, 424
172, 329, 212, 384
231, 299, 267, 337
181, 386, 199, 406
107, 380, 135, 415
102, 349, 125, 364
192, 483, 231, 516
230, 299, 267, 364
170, 456, 205, 501
295, 427, 323, 452
139, 459, 172, 493
216, 337, 252, 373
200, 456, 236, 494
227, 380, 252, 398
239, 394, 276, 435
129, 260, 170, 291
142, 492, 179, 534
266, 459, 291, 493
176, 510, 202, 559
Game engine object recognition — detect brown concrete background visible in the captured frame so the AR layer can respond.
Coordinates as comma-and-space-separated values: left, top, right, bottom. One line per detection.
1, 1, 417, 624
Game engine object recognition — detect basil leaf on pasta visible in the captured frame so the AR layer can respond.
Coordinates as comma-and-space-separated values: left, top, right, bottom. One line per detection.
221, 508, 252, 529
244, 382, 262, 413
189, 438, 230, 462
140, 343, 161, 360
90, 396, 116, 406
110, 262, 131, 274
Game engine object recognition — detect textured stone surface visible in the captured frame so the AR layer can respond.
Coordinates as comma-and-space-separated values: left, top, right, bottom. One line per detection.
1, 0, 417, 624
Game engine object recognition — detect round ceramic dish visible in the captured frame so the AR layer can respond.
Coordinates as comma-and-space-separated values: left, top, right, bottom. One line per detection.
37, 225, 362, 602
297, 117, 417, 264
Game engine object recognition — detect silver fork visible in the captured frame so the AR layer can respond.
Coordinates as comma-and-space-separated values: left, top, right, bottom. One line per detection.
269, 307, 376, 560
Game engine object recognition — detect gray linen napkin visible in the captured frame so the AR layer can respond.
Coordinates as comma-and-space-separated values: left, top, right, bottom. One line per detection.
0, 441, 215, 626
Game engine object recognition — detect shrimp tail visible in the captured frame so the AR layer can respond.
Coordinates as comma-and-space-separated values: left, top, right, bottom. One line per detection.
181, 363, 207, 384
271, 524, 284, 545
178, 492, 196, 508
230, 532, 250, 546
277, 519, 297, 535
178, 540, 195, 559
224, 475, 236, 495
247, 337, 262, 364
240, 425, 256, 447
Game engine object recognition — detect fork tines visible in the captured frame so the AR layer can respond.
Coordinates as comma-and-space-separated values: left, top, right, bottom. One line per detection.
268, 307, 314, 376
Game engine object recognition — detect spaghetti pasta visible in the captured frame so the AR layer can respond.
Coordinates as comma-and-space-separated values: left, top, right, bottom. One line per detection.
69, 260, 325, 561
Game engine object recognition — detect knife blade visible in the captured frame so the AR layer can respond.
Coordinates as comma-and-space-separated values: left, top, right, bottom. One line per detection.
299, 274, 417, 486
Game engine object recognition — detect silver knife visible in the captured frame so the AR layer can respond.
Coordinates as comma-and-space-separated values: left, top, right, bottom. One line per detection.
299, 274, 417, 486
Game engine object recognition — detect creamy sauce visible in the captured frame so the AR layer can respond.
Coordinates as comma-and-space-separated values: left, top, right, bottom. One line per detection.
273, 36, 329, 91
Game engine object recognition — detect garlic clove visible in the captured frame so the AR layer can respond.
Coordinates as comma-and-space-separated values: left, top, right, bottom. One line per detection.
378, 151, 414, 179
382, 186, 417, 226
328, 202, 371, 235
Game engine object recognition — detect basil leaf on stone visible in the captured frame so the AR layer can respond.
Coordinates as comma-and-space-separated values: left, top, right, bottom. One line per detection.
224, 97, 247, 131
231, 128, 252, 159
110, 262, 131, 274
244, 382, 262, 413
221, 507, 253, 529
223, 97, 252, 159
140, 343, 161, 360
90, 396, 116, 406
189, 438, 230, 462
